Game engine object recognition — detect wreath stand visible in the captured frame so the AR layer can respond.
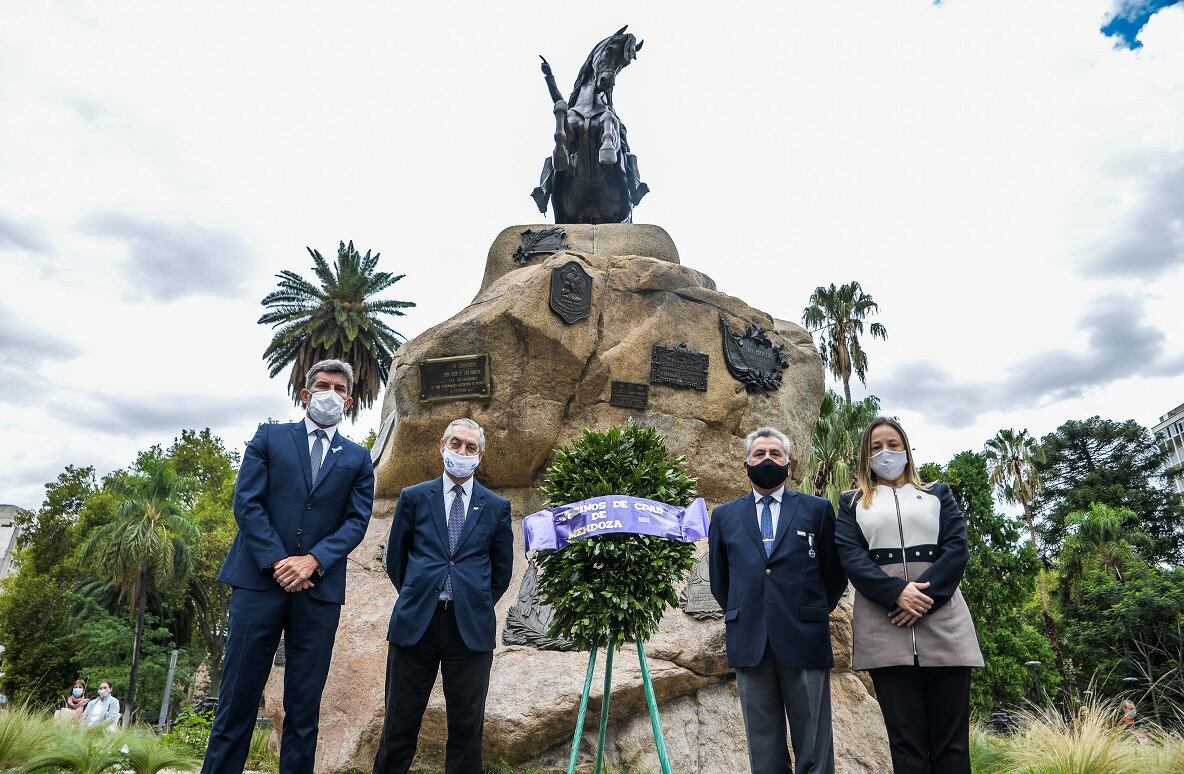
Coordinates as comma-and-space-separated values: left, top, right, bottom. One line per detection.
565, 638, 672, 774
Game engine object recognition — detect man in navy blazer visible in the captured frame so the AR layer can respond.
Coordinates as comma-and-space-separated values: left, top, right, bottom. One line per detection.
373, 418, 514, 774
203, 359, 374, 774
709, 427, 846, 774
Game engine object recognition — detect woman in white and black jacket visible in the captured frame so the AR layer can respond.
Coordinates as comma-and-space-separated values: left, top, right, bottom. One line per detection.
835, 417, 983, 774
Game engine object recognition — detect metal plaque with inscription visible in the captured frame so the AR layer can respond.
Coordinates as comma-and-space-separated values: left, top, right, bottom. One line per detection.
679, 551, 723, 620
549, 260, 592, 324
719, 318, 789, 393
609, 380, 649, 410
502, 562, 576, 651
513, 226, 568, 264
418, 354, 491, 402
649, 343, 709, 391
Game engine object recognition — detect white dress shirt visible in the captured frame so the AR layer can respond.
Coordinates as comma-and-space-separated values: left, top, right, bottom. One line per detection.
304, 417, 338, 468
752, 487, 784, 538
442, 474, 475, 527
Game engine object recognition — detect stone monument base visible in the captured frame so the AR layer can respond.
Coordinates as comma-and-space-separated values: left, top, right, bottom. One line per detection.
262, 225, 891, 772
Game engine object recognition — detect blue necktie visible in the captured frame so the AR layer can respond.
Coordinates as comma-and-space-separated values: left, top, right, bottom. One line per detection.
442, 484, 465, 600
760, 495, 774, 557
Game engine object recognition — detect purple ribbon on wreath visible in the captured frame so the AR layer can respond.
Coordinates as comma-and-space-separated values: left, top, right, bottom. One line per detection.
523, 495, 709, 552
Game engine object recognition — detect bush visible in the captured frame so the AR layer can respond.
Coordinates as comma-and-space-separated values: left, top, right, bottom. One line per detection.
534, 423, 698, 651
161, 710, 212, 759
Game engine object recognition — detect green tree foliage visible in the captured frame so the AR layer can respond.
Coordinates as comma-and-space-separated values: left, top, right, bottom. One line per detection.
984, 427, 1068, 707
1035, 417, 1184, 563
799, 391, 880, 507
920, 452, 1058, 717
801, 281, 888, 402
71, 597, 195, 719
0, 432, 240, 711
534, 423, 699, 651
0, 467, 95, 705
1056, 503, 1184, 723
78, 456, 202, 723
259, 240, 415, 419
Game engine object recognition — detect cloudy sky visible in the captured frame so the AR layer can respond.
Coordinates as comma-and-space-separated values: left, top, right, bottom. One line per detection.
2, 1, 1182, 511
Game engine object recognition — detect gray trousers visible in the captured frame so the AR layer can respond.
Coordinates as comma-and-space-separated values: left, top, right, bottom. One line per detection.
735, 648, 835, 774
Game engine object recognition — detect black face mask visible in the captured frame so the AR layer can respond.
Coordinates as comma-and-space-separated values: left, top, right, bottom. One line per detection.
746, 459, 789, 490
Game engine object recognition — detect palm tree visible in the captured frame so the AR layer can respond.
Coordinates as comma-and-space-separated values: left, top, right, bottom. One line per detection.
1059, 503, 1150, 590
801, 282, 888, 402
79, 458, 200, 727
259, 240, 415, 419
986, 427, 1074, 712
800, 391, 881, 507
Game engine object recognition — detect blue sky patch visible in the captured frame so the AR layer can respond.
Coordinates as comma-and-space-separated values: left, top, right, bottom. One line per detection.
1101, 0, 1182, 49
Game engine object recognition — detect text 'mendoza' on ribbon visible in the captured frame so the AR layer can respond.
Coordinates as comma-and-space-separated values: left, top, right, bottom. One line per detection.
523, 495, 709, 552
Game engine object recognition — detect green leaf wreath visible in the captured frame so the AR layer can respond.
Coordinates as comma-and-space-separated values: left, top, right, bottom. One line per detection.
534, 422, 699, 651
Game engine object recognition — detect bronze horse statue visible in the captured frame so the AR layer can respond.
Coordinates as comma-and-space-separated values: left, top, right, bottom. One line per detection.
530, 27, 650, 224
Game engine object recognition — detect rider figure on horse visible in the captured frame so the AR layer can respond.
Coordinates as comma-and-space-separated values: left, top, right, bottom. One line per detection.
531, 27, 650, 224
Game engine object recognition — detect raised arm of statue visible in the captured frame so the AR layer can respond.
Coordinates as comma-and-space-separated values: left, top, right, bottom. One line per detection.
539, 55, 564, 104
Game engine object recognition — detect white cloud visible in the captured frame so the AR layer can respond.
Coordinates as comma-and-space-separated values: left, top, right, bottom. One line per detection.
0, 0, 1182, 510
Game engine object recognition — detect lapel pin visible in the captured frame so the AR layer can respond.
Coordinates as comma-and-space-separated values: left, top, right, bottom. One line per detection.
332, 446, 342, 453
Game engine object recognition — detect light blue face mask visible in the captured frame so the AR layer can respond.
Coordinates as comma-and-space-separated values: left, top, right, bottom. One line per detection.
72, 687, 84, 698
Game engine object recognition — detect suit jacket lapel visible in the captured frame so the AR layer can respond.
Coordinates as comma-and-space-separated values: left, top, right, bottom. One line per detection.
769, 487, 801, 557
740, 494, 765, 555
310, 436, 342, 492
428, 478, 448, 549
290, 423, 313, 491
453, 483, 486, 553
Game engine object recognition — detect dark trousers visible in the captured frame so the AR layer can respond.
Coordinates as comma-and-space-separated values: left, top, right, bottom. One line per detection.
734, 646, 835, 774
203, 587, 341, 774
869, 665, 971, 774
372, 605, 494, 774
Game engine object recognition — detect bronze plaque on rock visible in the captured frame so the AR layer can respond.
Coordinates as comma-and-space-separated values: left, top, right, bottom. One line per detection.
502, 562, 576, 651
418, 354, 491, 402
609, 381, 649, 410
549, 260, 592, 324
680, 551, 723, 620
513, 226, 568, 265
719, 317, 789, 393
649, 344, 709, 391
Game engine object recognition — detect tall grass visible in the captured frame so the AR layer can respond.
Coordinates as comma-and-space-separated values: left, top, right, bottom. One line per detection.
245, 728, 279, 773
0, 706, 56, 769
972, 697, 1184, 774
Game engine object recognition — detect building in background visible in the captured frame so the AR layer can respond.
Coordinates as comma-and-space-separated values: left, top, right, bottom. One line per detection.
0, 505, 24, 581
1154, 402, 1184, 498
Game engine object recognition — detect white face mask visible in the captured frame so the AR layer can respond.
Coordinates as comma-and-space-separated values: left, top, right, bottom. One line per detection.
306, 389, 345, 426
871, 449, 909, 482
98, 688, 111, 699
443, 448, 480, 479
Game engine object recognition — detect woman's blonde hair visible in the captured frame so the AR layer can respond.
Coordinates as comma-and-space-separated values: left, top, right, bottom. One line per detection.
853, 416, 930, 509
73, 679, 86, 689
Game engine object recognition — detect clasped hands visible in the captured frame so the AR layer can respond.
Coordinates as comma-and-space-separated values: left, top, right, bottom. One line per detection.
890, 581, 932, 627
273, 555, 320, 592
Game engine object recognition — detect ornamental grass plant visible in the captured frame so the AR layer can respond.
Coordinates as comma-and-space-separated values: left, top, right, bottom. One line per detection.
534, 423, 698, 651
0, 706, 55, 769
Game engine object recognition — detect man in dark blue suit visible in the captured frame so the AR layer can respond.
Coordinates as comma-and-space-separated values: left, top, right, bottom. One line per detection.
709, 427, 847, 774
204, 359, 374, 774
373, 418, 514, 774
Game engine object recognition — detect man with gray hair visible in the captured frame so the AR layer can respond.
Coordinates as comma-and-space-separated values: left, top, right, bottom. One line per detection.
708, 427, 846, 774
204, 359, 374, 774
373, 417, 514, 774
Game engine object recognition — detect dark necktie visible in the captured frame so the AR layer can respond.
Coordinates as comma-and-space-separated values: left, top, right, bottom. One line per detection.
442, 484, 465, 600
760, 495, 774, 557
310, 429, 327, 482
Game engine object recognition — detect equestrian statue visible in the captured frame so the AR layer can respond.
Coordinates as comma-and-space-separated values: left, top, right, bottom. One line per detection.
530, 26, 650, 224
